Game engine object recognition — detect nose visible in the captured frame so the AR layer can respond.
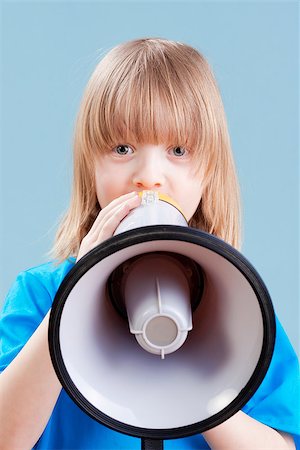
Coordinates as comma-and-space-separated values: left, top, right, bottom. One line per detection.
132, 151, 165, 190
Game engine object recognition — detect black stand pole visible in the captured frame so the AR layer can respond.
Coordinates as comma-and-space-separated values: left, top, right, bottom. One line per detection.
141, 438, 164, 450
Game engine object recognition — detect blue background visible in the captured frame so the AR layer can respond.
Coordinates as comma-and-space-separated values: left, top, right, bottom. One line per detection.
1, 1, 299, 354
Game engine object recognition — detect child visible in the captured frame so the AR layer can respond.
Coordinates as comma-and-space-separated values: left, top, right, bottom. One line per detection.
0, 38, 298, 450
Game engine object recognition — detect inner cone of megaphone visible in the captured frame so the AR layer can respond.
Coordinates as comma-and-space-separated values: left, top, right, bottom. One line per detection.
107, 191, 203, 358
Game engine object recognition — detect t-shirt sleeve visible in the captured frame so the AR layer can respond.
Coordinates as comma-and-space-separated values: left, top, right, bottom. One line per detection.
242, 316, 300, 445
0, 270, 52, 372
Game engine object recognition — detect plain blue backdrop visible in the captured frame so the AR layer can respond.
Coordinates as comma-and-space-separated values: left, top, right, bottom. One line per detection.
1, 1, 299, 355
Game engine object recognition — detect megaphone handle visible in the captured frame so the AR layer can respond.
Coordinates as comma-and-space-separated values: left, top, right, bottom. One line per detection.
141, 438, 164, 450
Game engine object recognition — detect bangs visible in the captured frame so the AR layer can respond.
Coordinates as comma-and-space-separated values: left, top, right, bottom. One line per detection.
98, 74, 202, 151
83, 42, 214, 159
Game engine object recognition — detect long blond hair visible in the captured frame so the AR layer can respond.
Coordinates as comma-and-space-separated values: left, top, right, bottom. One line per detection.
52, 38, 241, 260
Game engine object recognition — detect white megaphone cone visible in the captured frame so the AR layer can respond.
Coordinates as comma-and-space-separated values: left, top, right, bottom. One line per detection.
49, 189, 275, 449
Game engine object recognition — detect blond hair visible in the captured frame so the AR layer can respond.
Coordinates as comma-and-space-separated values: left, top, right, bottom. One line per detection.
52, 38, 241, 260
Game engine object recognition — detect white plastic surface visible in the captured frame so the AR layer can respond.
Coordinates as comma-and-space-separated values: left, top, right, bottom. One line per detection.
114, 191, 187, 235
59, 239, 264, 429
124, 254, 192, 358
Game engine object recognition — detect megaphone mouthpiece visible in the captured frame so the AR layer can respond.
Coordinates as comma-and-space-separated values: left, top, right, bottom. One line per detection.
115, 190, 188, 235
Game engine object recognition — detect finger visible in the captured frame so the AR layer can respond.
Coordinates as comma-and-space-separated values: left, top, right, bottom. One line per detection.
96, 195, 141, 241
89, 191, 139, 235
77, 193, 141, 261
89, 193, 141, 238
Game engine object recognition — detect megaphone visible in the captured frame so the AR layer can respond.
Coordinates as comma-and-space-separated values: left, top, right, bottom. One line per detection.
48, 191, 275, 449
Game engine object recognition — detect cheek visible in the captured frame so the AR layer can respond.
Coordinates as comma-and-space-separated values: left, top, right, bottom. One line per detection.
181, 181, 203, 221
94, 165, 129, 208
185, 196, 201, 221
94, 160, 112, 207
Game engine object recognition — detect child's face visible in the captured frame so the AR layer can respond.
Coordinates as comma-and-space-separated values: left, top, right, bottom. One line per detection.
94, 143, 203, 221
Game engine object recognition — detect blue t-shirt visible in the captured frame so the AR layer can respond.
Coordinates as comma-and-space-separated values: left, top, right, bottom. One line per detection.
1, 259, 299, 449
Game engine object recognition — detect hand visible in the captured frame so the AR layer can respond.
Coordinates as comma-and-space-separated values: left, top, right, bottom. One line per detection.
76, 192, 141, 261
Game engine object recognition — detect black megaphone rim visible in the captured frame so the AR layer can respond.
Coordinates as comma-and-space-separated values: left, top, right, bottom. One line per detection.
48, 225, 275, 440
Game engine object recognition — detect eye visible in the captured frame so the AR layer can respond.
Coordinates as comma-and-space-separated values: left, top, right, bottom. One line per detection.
114, 145, 134, 156
170, 146, 187, 157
